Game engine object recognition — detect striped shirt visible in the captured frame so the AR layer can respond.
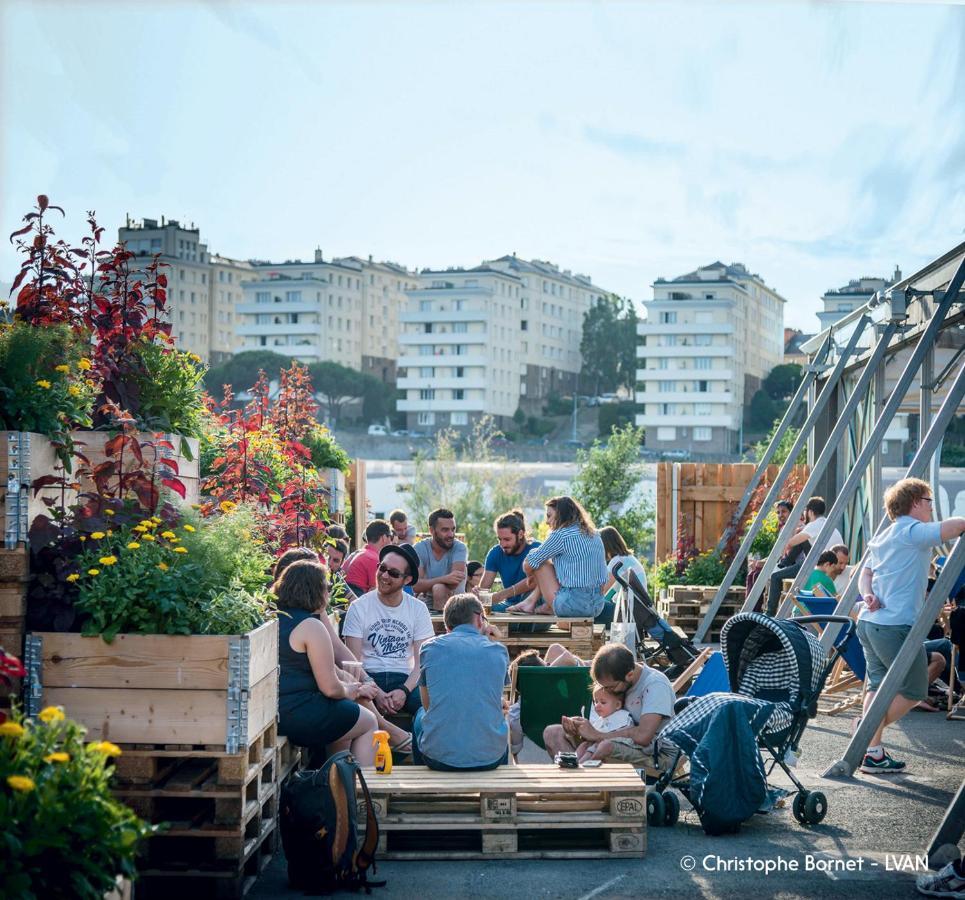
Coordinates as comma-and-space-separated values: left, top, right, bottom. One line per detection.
524, 525, 608, 589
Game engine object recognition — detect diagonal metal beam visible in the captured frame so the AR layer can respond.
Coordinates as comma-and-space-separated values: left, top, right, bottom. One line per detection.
776, 287, 963, 617
714, 336, 832, 556
926, 778, 965, 868
735, 320, 899, 621
693, 318, 871, 641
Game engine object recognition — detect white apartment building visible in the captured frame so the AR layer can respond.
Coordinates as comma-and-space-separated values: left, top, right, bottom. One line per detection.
397, 267, 523, 431
818, 268, 901, 332
636, 261, 786, 456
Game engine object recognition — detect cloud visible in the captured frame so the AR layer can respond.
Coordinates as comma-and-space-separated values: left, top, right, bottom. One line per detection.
582, 126, 685, 159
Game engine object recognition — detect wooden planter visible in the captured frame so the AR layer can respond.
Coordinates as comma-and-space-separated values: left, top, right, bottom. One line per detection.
1, 432, 75, 547
24, 620, 278, 752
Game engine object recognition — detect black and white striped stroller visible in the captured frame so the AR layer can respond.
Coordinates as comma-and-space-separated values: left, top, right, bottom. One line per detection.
647, 611, 855, 833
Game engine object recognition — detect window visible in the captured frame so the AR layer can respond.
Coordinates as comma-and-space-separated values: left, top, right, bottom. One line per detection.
656, 426, 676, 441
704, 293, 714, 300
453, 322, 468, 333
695, 334, 712, 346
697, 380, 709, 393
695, 403, 712, 415
420, 367, 434, 377
658, 358, 669, 370
694, 426, 712, 441
419, 389, 436, 400
660, 311, 677, 324
695, 357, 712, 370
659, 381, 676, 393
286, 291, 301, 303
420, 300, 432, 311
453, 389, 465, 400
451, 412, 468, 425
660, 403, 675, 416
663, 335, 677, 347
417, 412, 436, 426
521, 320, 528, 331
419, 345, 433, 356
455, 367, 465, 378
424, 323, 433, 334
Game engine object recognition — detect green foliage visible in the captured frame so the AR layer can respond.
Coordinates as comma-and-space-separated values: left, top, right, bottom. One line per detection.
0, 707, 154, 899
512, 407, 526, 426
304, 425, 351, 474
598, 401, 636, 437
751, 420, 807, 465
205, 350, 293, 397
542, 393, 572, 416
570, 424, 653, 554
129, 342, 207, 440
749, 509, 779, 559
941, 443, 965, 466
648, 557, 682, 594
748, 389, 780, 430
763, 363, 804, 401
681, 550, 728, 586
399, 417, 527, 561
580, 293, 638, 394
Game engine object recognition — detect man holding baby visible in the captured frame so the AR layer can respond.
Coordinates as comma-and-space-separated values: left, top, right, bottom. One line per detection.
543, 643, 675, 768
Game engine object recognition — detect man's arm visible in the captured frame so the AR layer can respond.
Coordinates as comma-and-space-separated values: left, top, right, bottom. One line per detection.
940, 518, 965, 542
478, 570, 497, 592
858, 565, 882, 611
493, 574, 535, 603
344, 635, 364, 662
576, 712, 666, 748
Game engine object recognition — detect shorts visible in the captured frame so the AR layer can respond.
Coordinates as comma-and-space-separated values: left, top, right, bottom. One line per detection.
367, 670, 423, 715
606, 736, 678, 772
856, 619, 929, 702
555, 585, 605, 618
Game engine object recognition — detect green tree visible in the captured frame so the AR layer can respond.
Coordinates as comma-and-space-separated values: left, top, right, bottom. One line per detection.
397, 417, 527, 562
570, 424, 654, 554
580, 294, 638, 395
762, 363, 804, 401
750, 419, 807, 465
205, 350, 293, 397
598, 401, 636, 437
307, 361, 364, 425
748, 389, 780, 430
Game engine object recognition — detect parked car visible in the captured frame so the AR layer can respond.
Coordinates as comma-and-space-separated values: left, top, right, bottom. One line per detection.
598, 393, 620, 405
662, 449, 692, 461
391, 429, 410, 437
367, 424, 388, 436
563, 439, 585, 449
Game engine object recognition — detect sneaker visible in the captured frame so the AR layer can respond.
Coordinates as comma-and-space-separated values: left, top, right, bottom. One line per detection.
916, 861, 965, 898
860, 750, 907, 774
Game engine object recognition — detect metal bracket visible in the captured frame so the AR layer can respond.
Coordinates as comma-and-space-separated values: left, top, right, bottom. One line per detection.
5, 431, 31, 549
23, 634, 43, 717
225, 635, 251, 755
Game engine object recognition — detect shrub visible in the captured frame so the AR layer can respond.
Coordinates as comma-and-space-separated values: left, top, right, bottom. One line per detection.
682, 550, 728, 586
305, 426, 351, 474
128, 342, 207, 443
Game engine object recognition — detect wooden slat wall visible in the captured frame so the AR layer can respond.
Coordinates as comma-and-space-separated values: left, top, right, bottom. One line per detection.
655, 462, 810, 560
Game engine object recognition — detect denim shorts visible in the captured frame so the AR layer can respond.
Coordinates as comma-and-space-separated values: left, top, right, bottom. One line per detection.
555, 585, 605, 618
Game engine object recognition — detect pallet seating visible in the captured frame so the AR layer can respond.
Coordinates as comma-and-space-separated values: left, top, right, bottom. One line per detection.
656, 585, 744, 643
360, 764, 646, 859
431, 613, 595, 659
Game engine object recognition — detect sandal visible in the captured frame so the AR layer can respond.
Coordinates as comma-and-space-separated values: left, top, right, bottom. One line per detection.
391, 735, 413, 754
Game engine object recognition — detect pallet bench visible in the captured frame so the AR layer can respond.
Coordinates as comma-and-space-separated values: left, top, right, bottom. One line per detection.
360, 764, 646, 860
431, 613, 596, 659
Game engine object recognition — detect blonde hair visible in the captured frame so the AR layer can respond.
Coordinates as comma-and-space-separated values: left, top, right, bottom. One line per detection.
883, 477, 931, 521
442, 592, 484, 630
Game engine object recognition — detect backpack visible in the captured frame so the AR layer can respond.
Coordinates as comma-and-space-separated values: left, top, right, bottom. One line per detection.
280, 750, 385, 895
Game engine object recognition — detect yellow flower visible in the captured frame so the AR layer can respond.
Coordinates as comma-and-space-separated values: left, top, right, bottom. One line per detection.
85, 378, 96, 388
68, 385, 81, 397
104, 509, 115, 517
91, 531, 105, 540
151, 516, 162, 525
66, 573, 80, 582
0, 722, 25, 738
142, 533, 155, 542
219, 500, 237, 514
157, 562, 169, 572
88, 741, 122, 757
183, 524, 195, 532
191, 504, 201, 510
55, 364, 70, 373
133, 525, 148, 533
35, 379, 51, 389
99, 556, 118, 566
167, 537, 180, 544
38, 706, 65, 724
173, 546, 188, 554
6, 775, 35, 792
79, 536, 86, 542
106, 530, 113, 536
161, 531, 176, 540
87, 568, 100, 576
78, 357, 92, 371
44, 752, 70, 764
127, 542, 141, 550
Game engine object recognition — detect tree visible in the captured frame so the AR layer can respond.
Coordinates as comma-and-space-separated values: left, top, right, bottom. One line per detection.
570, 424, 654, 555
205, 350, 293, 397
580, 294, 638, 395
748, 389, 780, 430
307, 361, 366, 425
762, 363, 803, 402
749, 419, 807, 465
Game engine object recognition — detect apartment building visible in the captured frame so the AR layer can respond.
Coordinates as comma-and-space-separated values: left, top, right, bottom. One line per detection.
818, 268, 901, 331
635, 261, 786, 456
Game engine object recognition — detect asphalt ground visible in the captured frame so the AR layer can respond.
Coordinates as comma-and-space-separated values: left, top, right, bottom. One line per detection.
250, 709, 964, 900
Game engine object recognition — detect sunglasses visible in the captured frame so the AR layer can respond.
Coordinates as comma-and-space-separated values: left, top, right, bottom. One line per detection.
377, 562, 407, 579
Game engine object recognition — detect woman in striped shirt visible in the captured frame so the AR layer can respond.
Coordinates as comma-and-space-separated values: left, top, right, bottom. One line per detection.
510, 496, 610, 620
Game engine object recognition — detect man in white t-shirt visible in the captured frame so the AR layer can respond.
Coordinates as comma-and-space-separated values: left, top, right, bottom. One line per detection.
543, 643, 675, 769
343, 543, 433, 716
767, 496, 845, 615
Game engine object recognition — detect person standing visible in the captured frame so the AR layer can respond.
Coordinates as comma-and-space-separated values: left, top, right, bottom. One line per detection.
855, 478, 965, 773
412, 508, 468, 611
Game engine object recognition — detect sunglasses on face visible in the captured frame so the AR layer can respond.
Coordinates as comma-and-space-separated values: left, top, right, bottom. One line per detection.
377, 563, 407, 579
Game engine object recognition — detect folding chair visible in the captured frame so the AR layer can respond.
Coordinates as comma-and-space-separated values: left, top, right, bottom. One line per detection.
794, 595, 866, 714
513, 666, 593, 750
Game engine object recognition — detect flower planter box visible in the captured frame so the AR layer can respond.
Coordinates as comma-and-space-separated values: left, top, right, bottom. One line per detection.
24, 619, 278, 752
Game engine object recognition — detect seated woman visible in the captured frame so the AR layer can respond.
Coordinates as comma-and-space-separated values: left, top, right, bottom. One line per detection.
599, 525, 648, 603
276, 560, 380, 767
510, 496, 611, 623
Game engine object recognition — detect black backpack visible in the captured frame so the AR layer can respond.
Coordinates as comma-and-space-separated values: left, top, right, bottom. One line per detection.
280, 750, 385, 895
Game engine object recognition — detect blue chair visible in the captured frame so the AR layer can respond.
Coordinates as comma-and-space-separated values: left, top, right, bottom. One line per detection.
685, 650, 729, 697
794, 595, 866, 681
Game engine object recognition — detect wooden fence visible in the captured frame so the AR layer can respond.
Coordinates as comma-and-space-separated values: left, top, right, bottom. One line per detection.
655, 462, 810, 560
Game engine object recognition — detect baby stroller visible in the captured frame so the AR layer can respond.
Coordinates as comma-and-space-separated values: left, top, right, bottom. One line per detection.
647, 611, 854, 832
610, 563, 700, 677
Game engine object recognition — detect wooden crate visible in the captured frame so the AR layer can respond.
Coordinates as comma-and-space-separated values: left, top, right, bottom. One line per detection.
24, 620, 278, 752
0, 548, 28, 661
0, 432, 75, 546
431, 613, 595, 659
360, 764, 646, 860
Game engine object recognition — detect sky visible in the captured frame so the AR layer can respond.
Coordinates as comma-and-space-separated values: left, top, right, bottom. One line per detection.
2, 1, 964, 332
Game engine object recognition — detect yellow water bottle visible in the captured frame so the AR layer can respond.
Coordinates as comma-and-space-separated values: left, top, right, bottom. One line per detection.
373, 730, 393, 774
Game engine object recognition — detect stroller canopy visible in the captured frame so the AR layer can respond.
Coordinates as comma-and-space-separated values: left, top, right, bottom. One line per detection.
720, 613, 827, 711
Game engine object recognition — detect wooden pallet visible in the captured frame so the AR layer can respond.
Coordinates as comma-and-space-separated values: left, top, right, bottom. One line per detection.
360, 764, 646, 860
0, 549, 28, 660
431, 614, 596, 659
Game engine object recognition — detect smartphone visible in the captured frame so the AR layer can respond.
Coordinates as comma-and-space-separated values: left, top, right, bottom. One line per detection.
582, 759, 603, 768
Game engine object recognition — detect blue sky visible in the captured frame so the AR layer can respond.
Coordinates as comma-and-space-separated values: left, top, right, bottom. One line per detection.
2, 1, 964, 331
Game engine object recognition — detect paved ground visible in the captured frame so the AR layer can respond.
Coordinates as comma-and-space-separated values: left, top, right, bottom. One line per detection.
251, 709, 964, 900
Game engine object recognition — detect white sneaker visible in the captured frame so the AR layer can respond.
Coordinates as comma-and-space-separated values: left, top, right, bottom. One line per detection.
917, 862, 965, 899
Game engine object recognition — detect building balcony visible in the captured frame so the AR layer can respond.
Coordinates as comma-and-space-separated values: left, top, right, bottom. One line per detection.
397, 353, 490, 368
237, 300, 322, 315
636, 413, 736, 429
398, 376, 488, 390
236, 322, 320, 337
397, 397, 488, 413
399, 307, 491, 324
636, 369, 735, 382
399, 331, 487, 345
634, 390, 734, 405
635, 345, 735, 358
235, 342, 322, 358
637, 323, 734, 336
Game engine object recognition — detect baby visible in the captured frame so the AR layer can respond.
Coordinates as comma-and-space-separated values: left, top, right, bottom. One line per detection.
576, 684, 635, 763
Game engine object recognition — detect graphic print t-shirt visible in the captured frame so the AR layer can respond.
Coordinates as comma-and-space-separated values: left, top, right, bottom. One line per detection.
341, 591, 434, 674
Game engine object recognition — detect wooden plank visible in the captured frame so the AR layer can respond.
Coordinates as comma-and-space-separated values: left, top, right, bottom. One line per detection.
244, 621, 278, 688
0, 587, 25, 618
245, 671, 279, 747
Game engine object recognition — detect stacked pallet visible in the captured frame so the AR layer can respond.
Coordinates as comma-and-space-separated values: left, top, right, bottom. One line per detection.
360, 765, 646, 860
0, 548, 28, 659
657, 585, 745, 643
113, 721, 298, 899
430, 613, 596, 660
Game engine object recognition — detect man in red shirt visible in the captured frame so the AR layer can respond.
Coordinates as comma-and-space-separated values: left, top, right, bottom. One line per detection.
343, 520, 392, 596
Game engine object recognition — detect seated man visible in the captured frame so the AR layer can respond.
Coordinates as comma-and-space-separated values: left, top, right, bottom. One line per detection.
389, 508, 417, 544
412, 593, 510, 771
343, 520, 393, 596
412, 508, 468, 611
543, 643, 675, 769
479, 509, 541, 610
325, 538, 348, 577
342, 544, 433, 716
803, 550, 844, 597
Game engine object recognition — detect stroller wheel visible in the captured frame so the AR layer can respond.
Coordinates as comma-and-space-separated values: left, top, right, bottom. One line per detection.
792, 792, 809, 824
646, 790, 666, 826
663, 790, 680, 827
804, 791, 827, 824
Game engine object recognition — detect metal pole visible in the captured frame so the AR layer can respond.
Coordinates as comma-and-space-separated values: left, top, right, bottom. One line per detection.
714, 337, 831, 556
693, 319, 870, 641
735, 321, 899, 621
775, 288, 961, 616
871, 350, 886, 531
824, 535, 965, 778
926, 778, 965, 869
818, 356, 965, 650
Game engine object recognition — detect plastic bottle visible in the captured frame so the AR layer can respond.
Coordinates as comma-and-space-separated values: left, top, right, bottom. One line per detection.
373, 730, 393, 774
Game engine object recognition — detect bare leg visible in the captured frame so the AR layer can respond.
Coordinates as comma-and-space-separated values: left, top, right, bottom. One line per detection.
513, 564, 560, 614
590, 739, 614, 761
431, 583, 454, 612
328, 706, 378, 766
862, 689, 920, 749
358, 699, 409, 745
916, 654, 947, 710
545, 643, 583, 667
543, 723, 578, 760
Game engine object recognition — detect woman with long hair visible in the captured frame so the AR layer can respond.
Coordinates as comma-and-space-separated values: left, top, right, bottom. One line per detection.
510, 496, 609, 620
599, 525, 648, 601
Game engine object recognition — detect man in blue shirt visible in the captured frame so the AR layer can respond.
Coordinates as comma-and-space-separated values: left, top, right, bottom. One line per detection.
412, 594, 509, 770
856, 478, 965, 773
478, 509, 542, 610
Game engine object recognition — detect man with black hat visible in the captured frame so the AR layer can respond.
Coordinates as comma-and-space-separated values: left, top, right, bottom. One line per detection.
343, 543, 433, 716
